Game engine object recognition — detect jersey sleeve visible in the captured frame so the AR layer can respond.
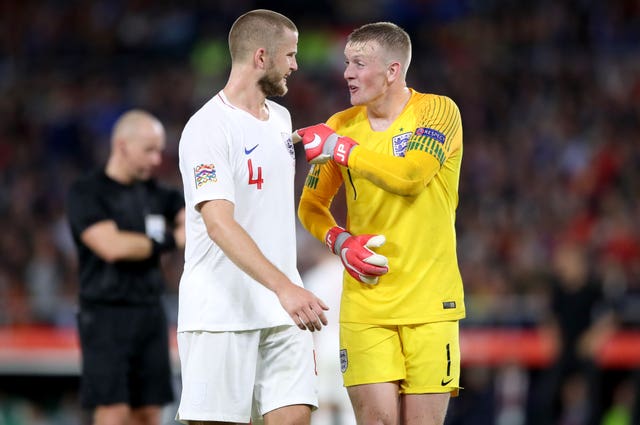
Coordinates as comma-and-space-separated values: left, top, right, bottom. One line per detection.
67, 180, 109, 238
297, 160, 344, 243
348, 95, 462, 196
179, 116, 235, 212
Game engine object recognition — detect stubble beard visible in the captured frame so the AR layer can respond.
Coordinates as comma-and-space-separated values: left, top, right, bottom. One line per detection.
258, 68, 287, 97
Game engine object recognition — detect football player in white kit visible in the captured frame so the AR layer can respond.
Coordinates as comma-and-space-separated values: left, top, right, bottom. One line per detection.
175, 9, 329, 425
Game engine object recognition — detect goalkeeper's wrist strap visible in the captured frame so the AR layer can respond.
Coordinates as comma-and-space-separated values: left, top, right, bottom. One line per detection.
325, 226, 350, 255
333, 137, 357, 167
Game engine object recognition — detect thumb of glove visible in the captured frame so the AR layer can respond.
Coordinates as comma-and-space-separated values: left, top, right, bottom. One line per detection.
292, 129, 303, 144
359, 275, 381, 285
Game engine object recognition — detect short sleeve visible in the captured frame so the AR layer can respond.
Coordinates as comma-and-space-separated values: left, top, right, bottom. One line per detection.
67, 180, 109, 238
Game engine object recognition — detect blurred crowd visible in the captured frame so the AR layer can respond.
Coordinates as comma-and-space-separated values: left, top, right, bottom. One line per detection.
1, 1, 639, 424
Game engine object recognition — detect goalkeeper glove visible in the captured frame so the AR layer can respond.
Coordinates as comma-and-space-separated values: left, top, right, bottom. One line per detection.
295, 124, 358, 166
325, 226, 388, 285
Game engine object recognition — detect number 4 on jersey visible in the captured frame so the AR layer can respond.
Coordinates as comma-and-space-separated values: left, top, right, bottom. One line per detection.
247, 159, 263, 189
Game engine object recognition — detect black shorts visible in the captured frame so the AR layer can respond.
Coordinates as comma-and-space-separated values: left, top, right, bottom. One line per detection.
76, 303, 174, 408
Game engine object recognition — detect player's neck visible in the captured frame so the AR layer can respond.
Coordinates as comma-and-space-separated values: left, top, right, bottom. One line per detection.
367, 87, 411, 131
223, 74, 269, 120
105, 159, 134, 185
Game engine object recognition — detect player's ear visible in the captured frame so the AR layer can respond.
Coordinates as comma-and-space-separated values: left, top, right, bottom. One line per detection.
113, 136, 127, 155
387, 61, 402, 83
254, 47, 267, 70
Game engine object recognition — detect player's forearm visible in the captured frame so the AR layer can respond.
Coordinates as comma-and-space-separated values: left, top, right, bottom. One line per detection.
298, 191, 338, 243
208, 218, 291, 293
348, 147, 440, 196
81, 221, 155, 263
200, 200, 293, 294
113, 232, 156, 261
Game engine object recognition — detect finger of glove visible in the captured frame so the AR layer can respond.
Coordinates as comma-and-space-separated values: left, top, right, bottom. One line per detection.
300, 123, 332, 138
311, 123, 335, 137
359, 274, 380, 285
344, 264, 379, 285
342, 249, 388, 276
363, 251, 389, 268
357, 260, 388, 275
342, 242, 388, 269
295, 124, 317, 136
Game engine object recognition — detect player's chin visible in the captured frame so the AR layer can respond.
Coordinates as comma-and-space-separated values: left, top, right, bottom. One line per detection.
349, 94, 365, 106
280, 79, 289, 94
137, 170, 153, 181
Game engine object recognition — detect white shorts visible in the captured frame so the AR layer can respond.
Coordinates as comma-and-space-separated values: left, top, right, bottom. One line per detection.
176, 325, 318, 424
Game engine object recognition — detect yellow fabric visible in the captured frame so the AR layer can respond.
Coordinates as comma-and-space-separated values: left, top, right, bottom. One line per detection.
298, 89, 465, 324
339, 321, 460, 394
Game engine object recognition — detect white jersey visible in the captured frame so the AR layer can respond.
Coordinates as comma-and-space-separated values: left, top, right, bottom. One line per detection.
177, 91, 301, 332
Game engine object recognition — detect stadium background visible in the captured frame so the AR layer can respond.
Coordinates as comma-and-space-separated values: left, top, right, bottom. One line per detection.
0, 0, 639, 424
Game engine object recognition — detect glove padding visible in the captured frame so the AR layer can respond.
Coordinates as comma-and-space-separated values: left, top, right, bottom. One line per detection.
325, 226, 389, 284
295, 124, 358, 166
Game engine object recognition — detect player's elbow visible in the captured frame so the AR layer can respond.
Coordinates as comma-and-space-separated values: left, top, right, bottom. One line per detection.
370, 164, 427, 196
395, 178, 425, 196
297, 197, 314, 232
382, 177, 425, 196
205, 222, 224, 245
94, 247, 122, 264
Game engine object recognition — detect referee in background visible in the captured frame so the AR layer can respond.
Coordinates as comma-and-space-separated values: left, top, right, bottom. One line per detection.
67, 109, 185, 425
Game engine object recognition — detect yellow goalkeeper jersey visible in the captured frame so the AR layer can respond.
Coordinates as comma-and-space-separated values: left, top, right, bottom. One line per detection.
298, 89, 465, 324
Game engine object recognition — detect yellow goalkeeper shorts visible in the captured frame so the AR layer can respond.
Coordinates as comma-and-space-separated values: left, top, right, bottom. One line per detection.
339, 321, 460, 395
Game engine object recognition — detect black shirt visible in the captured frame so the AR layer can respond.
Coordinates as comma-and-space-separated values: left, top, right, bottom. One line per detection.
67, 170, 184, 305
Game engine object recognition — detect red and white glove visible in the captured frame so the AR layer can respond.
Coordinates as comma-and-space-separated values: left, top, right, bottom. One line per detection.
295, 124, 358, 166
325, 226, 389, 285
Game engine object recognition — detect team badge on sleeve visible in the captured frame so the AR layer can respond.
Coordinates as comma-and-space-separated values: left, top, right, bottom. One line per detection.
194, 163, 217, 188
415, 127, 446, 144
409, 127, 447, 165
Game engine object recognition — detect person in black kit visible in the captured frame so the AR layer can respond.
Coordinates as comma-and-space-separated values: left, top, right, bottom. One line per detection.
532, 242, 615, 425
67, 109, 185, 425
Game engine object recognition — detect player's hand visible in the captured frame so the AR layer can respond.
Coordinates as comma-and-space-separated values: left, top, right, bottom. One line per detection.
295, 123, 358, 166
325, 226, 389, 285
277, 283, 329, 332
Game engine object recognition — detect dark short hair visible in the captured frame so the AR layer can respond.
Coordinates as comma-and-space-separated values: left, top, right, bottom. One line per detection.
229, 9, 297, 62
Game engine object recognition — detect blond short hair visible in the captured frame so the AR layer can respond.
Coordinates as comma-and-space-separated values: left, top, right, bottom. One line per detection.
347, 22, 412, 77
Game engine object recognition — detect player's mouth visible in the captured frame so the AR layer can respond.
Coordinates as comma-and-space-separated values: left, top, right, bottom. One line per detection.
348, 84, 358, 94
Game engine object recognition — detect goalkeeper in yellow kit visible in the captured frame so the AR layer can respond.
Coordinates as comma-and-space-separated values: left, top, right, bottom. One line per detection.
296, 22, 465, 425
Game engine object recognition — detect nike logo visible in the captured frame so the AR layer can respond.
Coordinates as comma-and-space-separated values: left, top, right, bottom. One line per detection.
441, 378, 454, 386
244, 144, 259, 155
306, 134, 322, 150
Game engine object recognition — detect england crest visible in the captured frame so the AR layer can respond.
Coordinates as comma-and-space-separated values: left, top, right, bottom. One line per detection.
282, 132, 295, 159
340, 349, 348, 373
392, 131, 412, 157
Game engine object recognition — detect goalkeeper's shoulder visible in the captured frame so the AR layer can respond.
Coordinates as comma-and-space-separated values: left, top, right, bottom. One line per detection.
413, 91, 461, 115
326, 105, 366, 131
